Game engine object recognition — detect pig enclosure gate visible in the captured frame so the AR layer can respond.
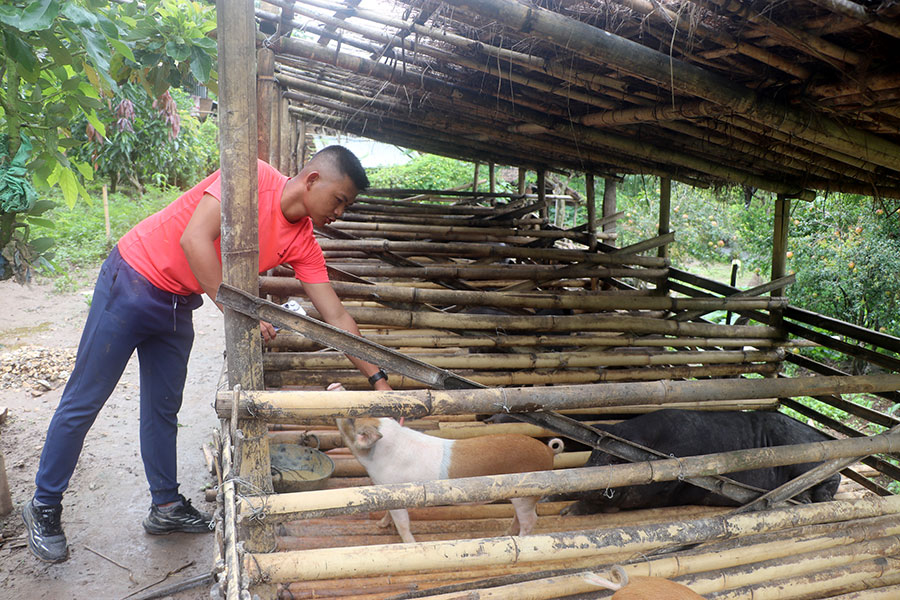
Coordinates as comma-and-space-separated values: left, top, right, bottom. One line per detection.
210, 1, 900, 598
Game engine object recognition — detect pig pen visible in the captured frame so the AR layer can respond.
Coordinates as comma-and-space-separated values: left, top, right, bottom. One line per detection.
211, 190, 900, 600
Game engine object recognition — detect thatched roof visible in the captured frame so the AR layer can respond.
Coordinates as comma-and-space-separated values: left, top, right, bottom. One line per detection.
258, 0, 900, 199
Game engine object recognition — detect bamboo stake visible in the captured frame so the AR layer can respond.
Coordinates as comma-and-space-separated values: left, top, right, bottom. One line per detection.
242, 495, 900, 583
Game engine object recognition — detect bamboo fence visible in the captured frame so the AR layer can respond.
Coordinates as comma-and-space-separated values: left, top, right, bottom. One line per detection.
214, 1, 900, 597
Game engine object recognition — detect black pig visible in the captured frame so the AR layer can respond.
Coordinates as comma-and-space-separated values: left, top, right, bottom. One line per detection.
564, 409, 840, 514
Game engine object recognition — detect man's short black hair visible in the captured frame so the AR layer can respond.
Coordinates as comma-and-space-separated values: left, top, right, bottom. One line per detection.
308, 145, 370, 191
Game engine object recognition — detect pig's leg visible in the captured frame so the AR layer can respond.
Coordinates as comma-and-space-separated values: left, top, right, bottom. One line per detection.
388, 508, 416, 543
508, 497, 539, 536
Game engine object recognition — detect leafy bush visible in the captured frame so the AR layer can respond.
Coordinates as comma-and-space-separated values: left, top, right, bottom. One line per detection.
367, 154, 479, 191
29, 185, 175, 291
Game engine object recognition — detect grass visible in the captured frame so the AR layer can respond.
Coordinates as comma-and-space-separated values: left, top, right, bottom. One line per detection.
29, 184, 178, 292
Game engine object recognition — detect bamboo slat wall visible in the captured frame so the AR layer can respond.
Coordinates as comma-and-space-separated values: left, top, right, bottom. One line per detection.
211, 187, 900, 599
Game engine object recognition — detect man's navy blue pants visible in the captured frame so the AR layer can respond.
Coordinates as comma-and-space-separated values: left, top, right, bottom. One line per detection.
34, 245, 203, 506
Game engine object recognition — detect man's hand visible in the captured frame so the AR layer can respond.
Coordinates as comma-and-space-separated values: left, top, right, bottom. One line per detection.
260, 320, 277, 342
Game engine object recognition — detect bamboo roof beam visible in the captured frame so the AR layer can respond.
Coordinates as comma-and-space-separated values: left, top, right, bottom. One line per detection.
811, 73, 900, 101
441, 0, 900, 174
281, 0, 878, 186
615, 0, 811, 80
274, 36, 824, 195
276, 0, 624, 110
697, 0, 863, 66
795, 0, 900, 40
286, 0, 637, 98
287, 101, 683, 184
284, 0, 808, 180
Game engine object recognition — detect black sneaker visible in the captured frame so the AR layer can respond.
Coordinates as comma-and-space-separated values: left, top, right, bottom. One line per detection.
22, 499, 69, 563
142, 495, 213, 535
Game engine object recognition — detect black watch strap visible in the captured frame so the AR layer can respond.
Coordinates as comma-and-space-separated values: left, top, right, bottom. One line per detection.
368, 369, 388, 386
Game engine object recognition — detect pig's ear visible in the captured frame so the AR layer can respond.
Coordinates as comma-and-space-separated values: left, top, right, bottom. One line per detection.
356, 425, 383, 450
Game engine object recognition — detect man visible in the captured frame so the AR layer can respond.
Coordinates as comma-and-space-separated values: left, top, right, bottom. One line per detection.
24, 145, 391, 562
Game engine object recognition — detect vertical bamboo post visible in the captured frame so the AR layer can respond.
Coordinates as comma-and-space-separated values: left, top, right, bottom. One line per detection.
102, 184, 110, 239
603, 177, 617, 236
771, 193, 790, 297
256, 47, 275, 162
537, 169, 547, 220
586, 173, 597, 251
279, 96, 291, 173
288, 109, 298, 175
298, 119, 309, 167
517, 168, 527, 195
0, 446, 12, 517
658, 177, 671, 260
269, 86, 281, 170
489, 162, 496, 195
217, 2, 277, 597
473, 162, 480, 193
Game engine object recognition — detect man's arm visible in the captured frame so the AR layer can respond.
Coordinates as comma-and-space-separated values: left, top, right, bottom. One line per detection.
303, 281, 393, 390
181, 192, 277, 341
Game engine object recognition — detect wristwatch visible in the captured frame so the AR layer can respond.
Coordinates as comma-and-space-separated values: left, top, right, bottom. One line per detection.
368, 369, 388, 386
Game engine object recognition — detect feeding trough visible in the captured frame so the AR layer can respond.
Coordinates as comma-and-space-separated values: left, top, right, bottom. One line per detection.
269, 443, 334, 493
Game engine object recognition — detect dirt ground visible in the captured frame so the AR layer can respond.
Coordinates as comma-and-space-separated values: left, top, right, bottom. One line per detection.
0, 270, 223, 600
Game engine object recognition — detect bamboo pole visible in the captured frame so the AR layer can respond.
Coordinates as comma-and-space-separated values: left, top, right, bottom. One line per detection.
293, 263, 663, 281
242, 495, 900, 583
217, 0, 276, 584
221, 374, 900, 420
585, 174, 597, 252
658, 177, 671, 262
265, 362, 780, 390
267, 331, 784, 351
312, 306, 779, 337
317, 239, 666, 267
262, 349, 783, 371
219, 425, 241, 600
256, 47, 275, 162
771, 194, 789, 298
316, 280, 791, 312
241, 435, 900, 521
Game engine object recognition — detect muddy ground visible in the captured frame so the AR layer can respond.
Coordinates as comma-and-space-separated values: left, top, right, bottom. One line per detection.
0, 270, 223, 600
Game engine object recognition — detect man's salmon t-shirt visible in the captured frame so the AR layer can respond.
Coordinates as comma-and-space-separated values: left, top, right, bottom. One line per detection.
118, 160, 329, 296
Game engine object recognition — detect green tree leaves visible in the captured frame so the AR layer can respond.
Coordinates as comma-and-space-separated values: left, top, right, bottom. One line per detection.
0, 0, 217, 280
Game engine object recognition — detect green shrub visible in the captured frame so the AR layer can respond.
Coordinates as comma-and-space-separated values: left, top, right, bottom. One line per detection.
367, 154, 480, 191
30, 185, 175, 291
